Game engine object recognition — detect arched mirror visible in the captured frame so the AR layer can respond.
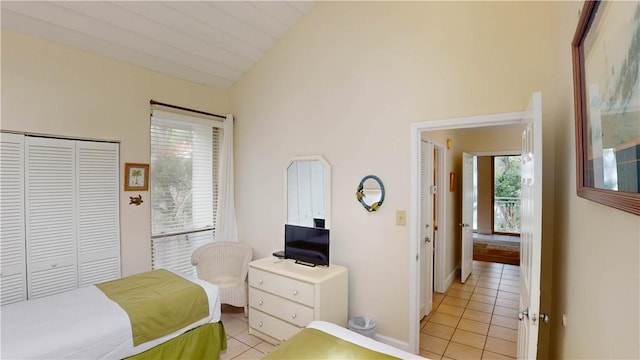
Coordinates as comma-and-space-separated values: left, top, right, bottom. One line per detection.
285, 155, 331, 228
356, 175, 385, 212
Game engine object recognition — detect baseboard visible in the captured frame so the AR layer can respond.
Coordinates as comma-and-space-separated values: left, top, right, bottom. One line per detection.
443, 265, 457, 292
373, 333, 410, 352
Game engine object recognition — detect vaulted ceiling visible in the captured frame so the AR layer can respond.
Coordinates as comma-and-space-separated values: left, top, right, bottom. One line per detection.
1, 1, 316, 89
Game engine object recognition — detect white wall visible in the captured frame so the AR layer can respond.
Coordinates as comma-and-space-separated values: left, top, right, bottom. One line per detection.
1, 30, 230, 276
231, 1, 555, 345
548, 2, 640, 358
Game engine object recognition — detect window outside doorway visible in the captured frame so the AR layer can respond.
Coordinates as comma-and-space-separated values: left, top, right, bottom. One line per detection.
494, 155, 522, 234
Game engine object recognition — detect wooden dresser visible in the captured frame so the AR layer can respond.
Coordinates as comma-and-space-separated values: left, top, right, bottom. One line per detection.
248, 257, 348, 344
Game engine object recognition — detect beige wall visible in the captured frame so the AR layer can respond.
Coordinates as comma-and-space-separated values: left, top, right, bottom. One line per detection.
231, 1, 555, 345
548, 2, 640, 358
4, 1, 638, 356
1, 31, 230, 276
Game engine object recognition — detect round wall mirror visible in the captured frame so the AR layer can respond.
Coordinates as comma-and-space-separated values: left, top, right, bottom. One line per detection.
356, 175, 385, 212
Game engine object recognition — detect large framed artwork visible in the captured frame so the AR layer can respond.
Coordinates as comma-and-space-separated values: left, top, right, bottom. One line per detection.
572, 0, 640, 216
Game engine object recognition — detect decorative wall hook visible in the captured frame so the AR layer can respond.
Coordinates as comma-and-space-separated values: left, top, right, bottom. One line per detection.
129, 194, 143, 206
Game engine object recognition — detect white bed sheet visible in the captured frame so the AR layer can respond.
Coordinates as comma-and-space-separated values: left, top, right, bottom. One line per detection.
0, 273, 220, 359
307, 321, 428, 359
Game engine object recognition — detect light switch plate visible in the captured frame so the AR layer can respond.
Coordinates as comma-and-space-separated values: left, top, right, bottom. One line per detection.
396, 210, 406, 226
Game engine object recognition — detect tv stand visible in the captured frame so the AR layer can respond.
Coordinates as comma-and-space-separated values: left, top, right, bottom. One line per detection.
294, 260, 317, 267
248, 257, 348, 344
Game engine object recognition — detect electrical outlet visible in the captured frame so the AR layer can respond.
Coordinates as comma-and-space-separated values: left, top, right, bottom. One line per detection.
396, 210, 406, 226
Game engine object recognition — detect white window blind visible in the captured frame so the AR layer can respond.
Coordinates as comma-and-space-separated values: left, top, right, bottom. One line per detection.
150, 110, 222, 276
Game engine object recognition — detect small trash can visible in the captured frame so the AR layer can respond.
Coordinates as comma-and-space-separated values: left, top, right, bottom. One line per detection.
348, 316, 376, 338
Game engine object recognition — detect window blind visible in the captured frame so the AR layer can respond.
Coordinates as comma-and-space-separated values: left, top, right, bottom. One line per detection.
150, 110, 222, 276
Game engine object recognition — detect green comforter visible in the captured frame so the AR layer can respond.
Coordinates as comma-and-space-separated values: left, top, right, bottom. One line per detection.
263, 328, 400, 359
96, 269, 209, 346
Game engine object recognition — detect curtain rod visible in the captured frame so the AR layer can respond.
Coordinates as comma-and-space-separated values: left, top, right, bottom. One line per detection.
149, 100, 227, 120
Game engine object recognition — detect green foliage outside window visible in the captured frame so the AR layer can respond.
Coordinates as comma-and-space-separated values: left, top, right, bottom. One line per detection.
494, 156, 521, 233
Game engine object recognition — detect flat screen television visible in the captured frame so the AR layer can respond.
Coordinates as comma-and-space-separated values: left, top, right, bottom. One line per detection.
284, 224, 329, 267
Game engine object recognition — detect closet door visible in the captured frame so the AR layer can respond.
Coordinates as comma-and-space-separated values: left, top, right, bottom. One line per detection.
25, 137, 78, 299
76, 141, 121, 286
0, 133, 27, 305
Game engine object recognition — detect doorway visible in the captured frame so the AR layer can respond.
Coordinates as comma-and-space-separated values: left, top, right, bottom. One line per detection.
409, 112, 524, 353
472, 153, 521, 266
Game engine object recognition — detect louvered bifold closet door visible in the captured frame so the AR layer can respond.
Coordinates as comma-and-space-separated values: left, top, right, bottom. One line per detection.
25, 137, 78, 299
77, 141, 120, 286
0, 133, 27, 305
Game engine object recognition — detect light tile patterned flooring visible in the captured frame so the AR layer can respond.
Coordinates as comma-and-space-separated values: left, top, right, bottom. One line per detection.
419, 261, 520, 359
218, 305, 274, 360
220, 260, 519, 360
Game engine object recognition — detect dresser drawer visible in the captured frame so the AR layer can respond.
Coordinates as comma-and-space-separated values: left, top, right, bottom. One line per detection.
249, 268, 314, 306
249, 287, 314, 327
249, 309, 301, 342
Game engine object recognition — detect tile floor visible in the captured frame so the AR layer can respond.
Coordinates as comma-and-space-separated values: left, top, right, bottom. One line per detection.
218, 305, 274, 360
219, 260, 519, 360
419, 260, 520, 360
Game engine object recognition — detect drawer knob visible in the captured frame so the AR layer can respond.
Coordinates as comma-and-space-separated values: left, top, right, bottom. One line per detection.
258, 300, 264, 306
258, 321, 263, 327
293, 290, 299, 296
259, 279, 264, 285
291, 313, 297, 319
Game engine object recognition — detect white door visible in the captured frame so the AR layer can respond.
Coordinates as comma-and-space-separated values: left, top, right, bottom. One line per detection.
460, 152, 474, 283
25, 137, 79, 299
76, 141, 121, 287
0, 133, 27, 305
517, 92, 544, 359
419, 140, 434, 318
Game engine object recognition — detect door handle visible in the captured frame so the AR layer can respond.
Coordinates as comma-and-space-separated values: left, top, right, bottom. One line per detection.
539, 313, 550, 324
518, 308, 550, 324
518, 308, 528, 321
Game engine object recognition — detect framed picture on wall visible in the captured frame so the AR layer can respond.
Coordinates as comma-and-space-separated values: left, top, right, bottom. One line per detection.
572, 0, 640, 216
124, 163, 149, 191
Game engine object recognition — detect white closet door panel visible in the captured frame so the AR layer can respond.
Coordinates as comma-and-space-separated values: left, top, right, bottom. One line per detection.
25, 137, 78, 297
296, 161, 313, 226
76, 141, 121, 286
1, 273, 27, 305
79, 256, 121, 286
29, 263, 77, 299
0, 133, 27, 305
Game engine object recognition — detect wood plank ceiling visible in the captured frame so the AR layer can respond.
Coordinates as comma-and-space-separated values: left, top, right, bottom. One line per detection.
1, 1, 316, 88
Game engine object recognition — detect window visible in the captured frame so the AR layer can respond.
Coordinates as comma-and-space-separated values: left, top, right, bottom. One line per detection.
150, 110, 222, 276
493, 155, 522, 234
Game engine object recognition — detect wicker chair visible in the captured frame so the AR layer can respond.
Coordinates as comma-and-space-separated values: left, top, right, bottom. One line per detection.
191, 242, 253, 316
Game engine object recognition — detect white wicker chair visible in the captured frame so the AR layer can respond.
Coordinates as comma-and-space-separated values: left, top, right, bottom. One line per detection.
191, 242, 253, 317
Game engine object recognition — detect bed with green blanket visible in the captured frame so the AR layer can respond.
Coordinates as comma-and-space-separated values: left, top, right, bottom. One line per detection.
1, 269, 226, 359
263, 321, 427, 359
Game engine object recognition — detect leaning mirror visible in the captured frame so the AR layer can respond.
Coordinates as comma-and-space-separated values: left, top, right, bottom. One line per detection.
285, 155, 331, 228
356, 175, 385, 212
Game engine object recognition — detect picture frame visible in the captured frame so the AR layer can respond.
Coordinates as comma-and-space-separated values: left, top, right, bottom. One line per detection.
572, 0, 640, 216
124, 163, 149, 191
